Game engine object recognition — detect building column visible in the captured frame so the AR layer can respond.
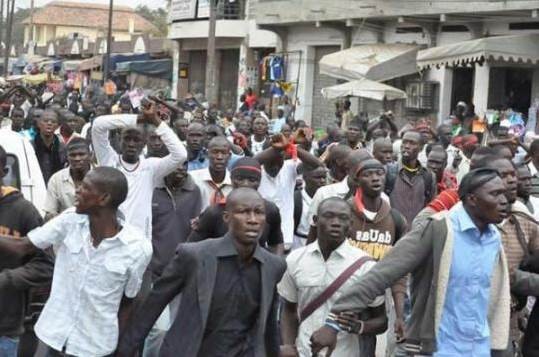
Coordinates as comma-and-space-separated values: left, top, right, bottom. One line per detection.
171, 40, 180, 100
342, 27, 352, 50
438, 67, 453, 123
473, 62, 490, 116
213, 49, 222, 106
42, 26, 47, 45
237, 38, 253, 109
531, 68, 539, 103
293, 45, 315, 124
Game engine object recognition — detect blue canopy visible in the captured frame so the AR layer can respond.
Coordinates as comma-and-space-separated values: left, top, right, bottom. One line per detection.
108, 53, 150, 71
116, 59, 172, 80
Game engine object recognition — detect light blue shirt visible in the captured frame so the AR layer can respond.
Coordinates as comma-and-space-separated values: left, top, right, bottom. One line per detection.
188, 150, 243, 172
187, 150, 209, 171
436, 203, 501, 357
272, 117, 286, 135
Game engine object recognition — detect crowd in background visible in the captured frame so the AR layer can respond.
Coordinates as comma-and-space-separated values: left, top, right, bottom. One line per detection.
0, 80, 538, 357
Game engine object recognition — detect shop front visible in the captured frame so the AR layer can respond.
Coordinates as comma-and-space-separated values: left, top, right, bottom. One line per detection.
418, 33, 539, 132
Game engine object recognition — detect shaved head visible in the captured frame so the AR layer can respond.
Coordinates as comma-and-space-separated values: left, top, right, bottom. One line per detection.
208, 135, 231, 150
226, 187, 264, 211
347, 149, 373, 175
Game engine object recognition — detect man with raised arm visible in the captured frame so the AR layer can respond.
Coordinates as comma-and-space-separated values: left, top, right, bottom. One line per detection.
91, 101, 186, 239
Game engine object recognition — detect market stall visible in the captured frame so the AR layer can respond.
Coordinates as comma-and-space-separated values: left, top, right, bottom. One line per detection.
115, 58, 172, 91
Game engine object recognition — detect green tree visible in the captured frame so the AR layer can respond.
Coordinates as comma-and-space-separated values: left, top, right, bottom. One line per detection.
8, 7, 31, 45
13, 8, 31, 45
135, 5, 168, 37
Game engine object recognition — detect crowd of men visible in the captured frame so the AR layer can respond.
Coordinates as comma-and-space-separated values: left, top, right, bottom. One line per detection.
0, 82, 539, 357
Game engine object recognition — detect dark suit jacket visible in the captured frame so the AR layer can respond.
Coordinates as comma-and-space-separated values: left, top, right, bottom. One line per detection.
117, 234, 286, 357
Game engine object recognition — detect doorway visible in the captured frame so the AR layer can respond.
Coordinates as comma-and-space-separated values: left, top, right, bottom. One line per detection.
451, 67, 474, 110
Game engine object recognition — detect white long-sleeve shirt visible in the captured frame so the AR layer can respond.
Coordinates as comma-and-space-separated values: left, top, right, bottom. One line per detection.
92, 114, 187, 239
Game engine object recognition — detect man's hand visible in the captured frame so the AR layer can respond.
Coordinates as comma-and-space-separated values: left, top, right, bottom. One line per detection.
270, 133, 290, 151
279, 344, 298, 357
293, 128, 313, 147
137, 101, 161, 127
190, 217, 200, 231
520, 253, 539, 274
335, 312, 363, 334
148, 95, 166, 106
394, 317, 406, 343
233, 132, 248, 149
310, 325, 337, 356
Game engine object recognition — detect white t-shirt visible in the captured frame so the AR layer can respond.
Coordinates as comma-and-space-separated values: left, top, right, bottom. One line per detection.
292, 189, 313, 250
250, 135, 266, 156
259, 160, 298, 245
363, 208, 377, 221
308, 177, 389, 226
92, 114, 187, 239
190, 168, 233, 213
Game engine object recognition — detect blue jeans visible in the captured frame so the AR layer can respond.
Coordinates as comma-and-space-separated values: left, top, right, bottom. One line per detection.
0, 336, 19, 357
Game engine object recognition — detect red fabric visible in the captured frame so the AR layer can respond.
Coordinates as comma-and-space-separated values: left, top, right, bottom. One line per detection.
208, 181, 227, 206
452, 134, 478, 149
353, 188, 365, 213
245, 94, 257, 110
285, 143, 298, 161
437, 170, 458, 193
427, 189, 459, 212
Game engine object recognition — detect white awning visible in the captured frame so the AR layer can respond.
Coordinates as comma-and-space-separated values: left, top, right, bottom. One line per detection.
321, 78, 407, 101
417, 34, 539, 69
319, 44, 419, 82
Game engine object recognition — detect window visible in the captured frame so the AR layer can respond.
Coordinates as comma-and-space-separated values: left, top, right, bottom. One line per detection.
406, 82, 437, 110
4, 154, 21, 190
396, 26, 424, 34
441, 25, 469, 32
509, 22, 539, 30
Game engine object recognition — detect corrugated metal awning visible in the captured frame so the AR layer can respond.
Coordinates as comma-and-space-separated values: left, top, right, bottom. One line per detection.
319, 44, 419, 82
78, 55, 103, 71
417, 34, 539, 69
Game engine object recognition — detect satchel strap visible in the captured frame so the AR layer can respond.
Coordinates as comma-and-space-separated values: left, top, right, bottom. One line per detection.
510, 214, 530, 260
299, 255, 374, 323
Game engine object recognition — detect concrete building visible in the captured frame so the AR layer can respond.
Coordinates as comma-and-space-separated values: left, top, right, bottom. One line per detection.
22, 1, 158, 47
250, 0, 539, 128
168, 0, 279, 110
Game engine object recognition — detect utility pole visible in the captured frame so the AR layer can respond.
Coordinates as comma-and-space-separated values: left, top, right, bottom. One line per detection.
0, 0, 4, 56
204, 0, 217, 105
29, 0, 34, 44
3, 0, 14, 77
103, 0, 114, 83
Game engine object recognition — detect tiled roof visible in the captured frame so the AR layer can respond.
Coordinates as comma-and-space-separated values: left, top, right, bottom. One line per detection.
21, 1, 158, 33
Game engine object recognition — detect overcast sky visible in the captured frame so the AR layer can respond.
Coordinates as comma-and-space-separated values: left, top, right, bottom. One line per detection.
18, 0, 167, 10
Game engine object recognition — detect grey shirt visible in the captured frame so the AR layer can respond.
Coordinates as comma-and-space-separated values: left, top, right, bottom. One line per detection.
150, 176, 202, 277
390, 164, 436, 226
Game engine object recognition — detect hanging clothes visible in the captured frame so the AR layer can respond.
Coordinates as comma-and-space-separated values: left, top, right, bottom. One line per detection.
270, 55, 284, 81
270, 82, 284, 97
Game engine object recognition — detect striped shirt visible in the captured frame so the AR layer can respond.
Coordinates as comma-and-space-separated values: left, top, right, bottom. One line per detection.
529, 162, 539, 197
497, 201, 539, 341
